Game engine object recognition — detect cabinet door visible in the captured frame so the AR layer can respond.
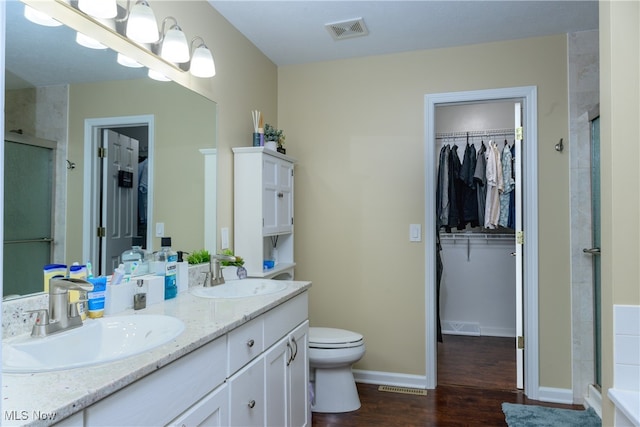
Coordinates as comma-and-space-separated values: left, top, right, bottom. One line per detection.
288, 321, 309, 427
264, 336, 290, 426
262, 156, 279, 235
169, 384, 228, 427
228, 356, 265, 427
276, 161, 294, 233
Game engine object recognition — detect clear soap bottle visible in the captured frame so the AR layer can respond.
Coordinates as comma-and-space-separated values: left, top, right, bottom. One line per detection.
121, 236, 148, 276
155, 237, 178, 300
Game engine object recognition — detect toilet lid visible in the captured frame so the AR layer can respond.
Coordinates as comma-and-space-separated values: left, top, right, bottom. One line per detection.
309, 327, 364, 349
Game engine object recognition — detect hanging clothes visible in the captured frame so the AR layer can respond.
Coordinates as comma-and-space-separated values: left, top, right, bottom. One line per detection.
436, 145, 451, 228
447, 145, 464, 231
460, 142, 479, 228
474, 141, 487, 227
484, 141, 503, 229
499, 141, 515, 228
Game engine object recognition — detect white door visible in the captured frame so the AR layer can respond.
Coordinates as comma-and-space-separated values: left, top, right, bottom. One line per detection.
514, 103, 524, 389
101, 129, 139, 275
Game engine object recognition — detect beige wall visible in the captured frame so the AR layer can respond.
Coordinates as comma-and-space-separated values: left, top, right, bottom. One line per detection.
599, 1, 640, 425
278, 35, 572, 388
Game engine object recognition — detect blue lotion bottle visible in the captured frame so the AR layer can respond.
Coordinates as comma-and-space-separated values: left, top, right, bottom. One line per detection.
155, 237, 178, 299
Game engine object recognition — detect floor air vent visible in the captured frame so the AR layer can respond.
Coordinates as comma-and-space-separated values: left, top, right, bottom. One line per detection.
325, 18, 369, 41
378, 385, 428, 396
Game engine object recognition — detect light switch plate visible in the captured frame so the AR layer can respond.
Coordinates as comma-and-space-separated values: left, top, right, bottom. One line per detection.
155, 222, 164, 237
410, 224, 422, 242
221, 227, 229, 249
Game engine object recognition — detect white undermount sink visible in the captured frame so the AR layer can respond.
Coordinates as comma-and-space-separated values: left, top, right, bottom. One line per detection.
191, 278, 287, 299
2, 314, 184, 373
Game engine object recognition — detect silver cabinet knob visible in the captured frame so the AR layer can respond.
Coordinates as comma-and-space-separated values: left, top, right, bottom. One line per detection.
248, 399, 256, 409
247, 338, 255, 347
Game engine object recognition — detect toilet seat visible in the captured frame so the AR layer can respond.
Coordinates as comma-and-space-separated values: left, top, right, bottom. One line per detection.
309, 327, 364, 349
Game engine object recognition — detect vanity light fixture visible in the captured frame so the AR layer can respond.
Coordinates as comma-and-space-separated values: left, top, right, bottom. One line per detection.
77, 0, 118, 19
189, 37, 216, 78
158, 17, 190, 64
24, 5, 62, 27
126, 0, 159, 44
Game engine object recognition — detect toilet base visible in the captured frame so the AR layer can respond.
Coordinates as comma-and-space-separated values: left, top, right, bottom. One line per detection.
311, 366, 361, 413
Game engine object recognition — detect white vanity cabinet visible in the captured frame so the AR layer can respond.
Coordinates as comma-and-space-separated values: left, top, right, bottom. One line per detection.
233, 147, 296, 278
227, 291, 310, 427
84, 336, 228, 426
265, 321, 309, 427
53, 291, 309, 427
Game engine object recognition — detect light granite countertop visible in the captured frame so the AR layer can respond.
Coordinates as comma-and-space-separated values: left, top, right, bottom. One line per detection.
2, 279, 311, 427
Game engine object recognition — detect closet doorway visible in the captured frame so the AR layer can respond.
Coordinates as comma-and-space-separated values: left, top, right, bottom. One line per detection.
424, 86, 539, 399
435, 101, 519, 391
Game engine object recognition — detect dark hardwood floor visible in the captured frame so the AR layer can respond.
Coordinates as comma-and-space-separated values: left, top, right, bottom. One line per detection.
312, 335, 583, 426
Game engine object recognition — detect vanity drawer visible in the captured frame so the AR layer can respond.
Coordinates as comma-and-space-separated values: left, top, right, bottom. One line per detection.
264, 292, 308, 349
227, 317, 264, 376
85, 337, 227, 426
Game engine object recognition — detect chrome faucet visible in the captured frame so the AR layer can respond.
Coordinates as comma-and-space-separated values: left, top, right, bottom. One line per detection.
204, 254, 236, 287
30, 278, 94, 337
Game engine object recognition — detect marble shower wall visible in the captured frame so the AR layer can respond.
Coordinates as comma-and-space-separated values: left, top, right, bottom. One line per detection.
568, 29, 599, 403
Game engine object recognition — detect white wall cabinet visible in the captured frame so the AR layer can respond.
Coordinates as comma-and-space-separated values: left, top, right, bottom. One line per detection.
63, 292, 309, 427
233, 147, 296, 278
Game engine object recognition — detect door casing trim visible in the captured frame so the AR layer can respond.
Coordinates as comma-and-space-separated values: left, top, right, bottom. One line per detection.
424, 86, 539, 399
82, 115, 154, 271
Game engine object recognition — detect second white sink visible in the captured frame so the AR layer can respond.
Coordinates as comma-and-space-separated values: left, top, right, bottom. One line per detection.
191, 279, 287, 299
2, 314, 184, 373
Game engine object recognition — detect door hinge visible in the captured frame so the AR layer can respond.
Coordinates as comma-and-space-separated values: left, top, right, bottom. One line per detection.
97, 227, 106, 238
516, 126, 523, 142
516, 231, 524, 245
517, 336, 524, 349
98, 147, 107, 158
291, 217, 294, 225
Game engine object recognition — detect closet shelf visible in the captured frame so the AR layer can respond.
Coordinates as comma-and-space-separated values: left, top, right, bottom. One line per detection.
440, 232, 515, 241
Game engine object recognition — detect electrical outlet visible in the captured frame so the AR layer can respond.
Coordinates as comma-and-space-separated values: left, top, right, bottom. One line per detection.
155, 222, 165, 237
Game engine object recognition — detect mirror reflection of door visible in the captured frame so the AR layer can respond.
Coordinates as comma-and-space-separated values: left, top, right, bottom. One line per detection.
97, 128, 145, 276
3, 134, 55, 297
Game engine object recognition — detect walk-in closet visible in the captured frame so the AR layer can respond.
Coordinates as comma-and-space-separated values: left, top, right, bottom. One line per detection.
434, 101, 520, 390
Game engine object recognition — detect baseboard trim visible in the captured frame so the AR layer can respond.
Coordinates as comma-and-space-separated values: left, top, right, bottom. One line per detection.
353, 369, 427, 389
584, 384, 602, 417
538, 386, 574, 404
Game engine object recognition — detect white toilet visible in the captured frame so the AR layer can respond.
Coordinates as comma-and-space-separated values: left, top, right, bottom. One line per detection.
308, 327, 365, 413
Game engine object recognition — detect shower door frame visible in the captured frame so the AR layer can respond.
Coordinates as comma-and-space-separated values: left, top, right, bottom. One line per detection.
424, 86, 539, 399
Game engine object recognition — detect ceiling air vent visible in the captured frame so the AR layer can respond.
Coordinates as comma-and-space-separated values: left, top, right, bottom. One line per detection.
325, 18, 369, 41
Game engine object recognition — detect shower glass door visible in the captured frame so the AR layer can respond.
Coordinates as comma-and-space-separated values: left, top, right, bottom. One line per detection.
589, 114, 601, 389
3, 138, 55, 297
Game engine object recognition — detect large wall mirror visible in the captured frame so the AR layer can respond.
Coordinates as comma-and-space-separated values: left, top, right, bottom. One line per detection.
4, 0, 217, 298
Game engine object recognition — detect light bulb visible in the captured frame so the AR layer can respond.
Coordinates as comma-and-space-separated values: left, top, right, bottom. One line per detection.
24, 5, 62, 27
190, 45, 216, 78
78, 0, 117, 19
126, 1, 159, 44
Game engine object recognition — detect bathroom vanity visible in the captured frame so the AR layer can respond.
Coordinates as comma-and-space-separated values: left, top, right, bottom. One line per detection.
2, 280, 311, 427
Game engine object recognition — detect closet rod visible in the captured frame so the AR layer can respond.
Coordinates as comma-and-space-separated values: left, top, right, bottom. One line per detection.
440, 232, 515, 241
435, 128, 515, 140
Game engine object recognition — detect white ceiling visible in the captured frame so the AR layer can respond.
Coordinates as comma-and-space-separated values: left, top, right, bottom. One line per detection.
208, 0, 599, 66
5, 1, 599, 90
